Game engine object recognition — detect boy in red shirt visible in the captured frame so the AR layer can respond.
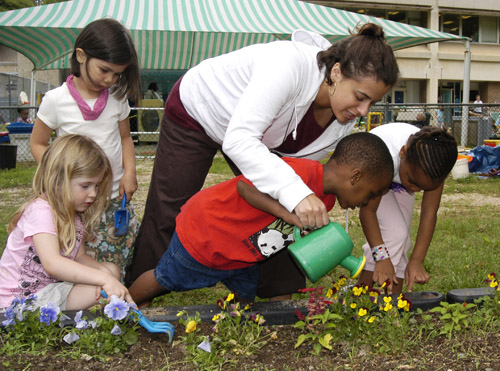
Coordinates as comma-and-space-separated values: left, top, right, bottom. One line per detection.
128, 132, 394, 306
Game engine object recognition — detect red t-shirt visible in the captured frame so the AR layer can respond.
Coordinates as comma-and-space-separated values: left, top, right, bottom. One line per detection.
176, 157, 336, 270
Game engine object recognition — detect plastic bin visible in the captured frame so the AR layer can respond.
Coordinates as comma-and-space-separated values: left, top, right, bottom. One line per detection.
6, 122, 34, 134
0, 131, 9, 144
484, 139, 500, 147
7, 122, 34, 162
0, 144, 17, 169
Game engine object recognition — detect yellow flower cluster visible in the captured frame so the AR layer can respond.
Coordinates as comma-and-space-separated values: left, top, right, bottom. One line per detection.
397, 294, 411, 312
381, 296, 393, 312
488, 273, 500, 291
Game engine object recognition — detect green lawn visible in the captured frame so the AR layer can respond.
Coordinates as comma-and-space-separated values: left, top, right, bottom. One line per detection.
1, 159, 499, 307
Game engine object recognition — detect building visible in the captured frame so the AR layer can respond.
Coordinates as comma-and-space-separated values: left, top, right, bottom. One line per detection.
304, 0, 500, 105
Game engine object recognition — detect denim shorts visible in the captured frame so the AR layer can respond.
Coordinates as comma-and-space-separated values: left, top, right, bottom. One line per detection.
154, 231, 259, 301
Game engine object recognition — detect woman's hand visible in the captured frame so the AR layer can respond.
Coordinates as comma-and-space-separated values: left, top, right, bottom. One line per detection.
293, 194, 330, 229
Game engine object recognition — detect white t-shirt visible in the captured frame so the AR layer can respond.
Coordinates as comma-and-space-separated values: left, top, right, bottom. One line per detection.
370, 123, 420, 184
0, 199, 82, 308
37, 83, 130, 198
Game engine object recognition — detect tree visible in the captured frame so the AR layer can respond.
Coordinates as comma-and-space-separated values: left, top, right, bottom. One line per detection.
0, 0, 35, 12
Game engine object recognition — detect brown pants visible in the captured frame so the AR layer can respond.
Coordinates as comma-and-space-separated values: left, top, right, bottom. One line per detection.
125, 115, 305, 297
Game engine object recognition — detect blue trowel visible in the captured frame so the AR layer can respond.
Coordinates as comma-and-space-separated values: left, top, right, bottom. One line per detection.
114, 194, 129, 236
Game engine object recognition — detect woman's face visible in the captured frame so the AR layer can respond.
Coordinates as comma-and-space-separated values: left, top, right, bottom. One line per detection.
329, 64, 391, 124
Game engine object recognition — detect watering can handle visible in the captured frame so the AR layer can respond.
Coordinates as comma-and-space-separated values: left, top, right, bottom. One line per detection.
121, 193, 127, 208
293, 226, 302, 242
293, 221, 333, 241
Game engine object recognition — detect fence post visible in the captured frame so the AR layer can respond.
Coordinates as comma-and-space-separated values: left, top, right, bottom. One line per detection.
461, 39, 471, 147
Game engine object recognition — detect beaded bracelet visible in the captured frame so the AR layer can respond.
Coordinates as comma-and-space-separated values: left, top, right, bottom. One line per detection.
371, 244, 390, 262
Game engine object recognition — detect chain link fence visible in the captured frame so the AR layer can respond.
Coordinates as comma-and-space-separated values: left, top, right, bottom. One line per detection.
1, 103, 499, 164
366, 103, 500, 148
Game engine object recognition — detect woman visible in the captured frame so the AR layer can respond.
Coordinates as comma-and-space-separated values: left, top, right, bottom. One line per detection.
126, 23, 400, 299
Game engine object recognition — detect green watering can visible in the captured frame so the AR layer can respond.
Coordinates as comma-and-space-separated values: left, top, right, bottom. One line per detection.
288, 222, 366, 283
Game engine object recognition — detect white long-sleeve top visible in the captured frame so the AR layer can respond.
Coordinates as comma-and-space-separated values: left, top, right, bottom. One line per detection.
180, 30, 355, 212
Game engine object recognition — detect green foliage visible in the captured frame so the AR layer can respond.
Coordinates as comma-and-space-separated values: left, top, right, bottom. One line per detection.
0, 0, 35, 12
0, 296, 139, 359
429, 301, 475, 339
175, 294, 277, 370
293, 279, 416, 355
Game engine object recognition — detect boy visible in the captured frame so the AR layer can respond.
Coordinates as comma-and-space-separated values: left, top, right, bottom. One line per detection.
128, 132, 394, 306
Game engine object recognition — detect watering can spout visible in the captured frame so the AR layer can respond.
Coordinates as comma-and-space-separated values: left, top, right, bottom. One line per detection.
340, 255, 366, 279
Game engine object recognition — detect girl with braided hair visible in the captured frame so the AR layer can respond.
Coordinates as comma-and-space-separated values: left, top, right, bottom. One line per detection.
358, 123, 457, 294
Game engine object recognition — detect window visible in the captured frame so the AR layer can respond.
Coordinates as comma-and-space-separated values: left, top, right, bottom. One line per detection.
480, 16, 498, 43
442, 14, 460, 35
337, 8, 427, 28
441, 13, 499, 43
462, 15, 478, 42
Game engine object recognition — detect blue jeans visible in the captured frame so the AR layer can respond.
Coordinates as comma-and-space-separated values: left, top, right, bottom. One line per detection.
154, 231, 259, 301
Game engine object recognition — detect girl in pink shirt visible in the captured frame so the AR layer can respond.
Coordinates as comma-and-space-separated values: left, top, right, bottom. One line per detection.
0, 135, 133, 309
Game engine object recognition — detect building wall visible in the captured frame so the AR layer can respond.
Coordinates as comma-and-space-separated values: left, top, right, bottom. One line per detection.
306, 0, 500, 104
0, 45, 62, 88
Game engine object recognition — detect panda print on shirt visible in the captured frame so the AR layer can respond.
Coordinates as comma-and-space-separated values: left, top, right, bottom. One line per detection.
247, 218, 295, 258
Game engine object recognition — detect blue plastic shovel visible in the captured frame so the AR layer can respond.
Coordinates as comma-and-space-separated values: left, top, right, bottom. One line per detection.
114, 194, 129, 236
100, 290, 174, 342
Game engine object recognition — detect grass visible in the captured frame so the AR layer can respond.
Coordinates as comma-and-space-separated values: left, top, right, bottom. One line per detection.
1, 156, 499, 307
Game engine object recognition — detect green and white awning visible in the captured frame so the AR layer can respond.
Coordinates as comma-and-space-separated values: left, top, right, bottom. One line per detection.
0, 0, 467, 70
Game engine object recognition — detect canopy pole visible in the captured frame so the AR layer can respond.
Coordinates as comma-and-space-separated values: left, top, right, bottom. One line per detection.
461, 39, 471, 147
30, 70, 36, 107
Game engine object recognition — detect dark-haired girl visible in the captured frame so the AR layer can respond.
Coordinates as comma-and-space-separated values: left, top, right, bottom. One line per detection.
358, 123, 458, 294
129, 23, 400, 299
31, 18, 141, 281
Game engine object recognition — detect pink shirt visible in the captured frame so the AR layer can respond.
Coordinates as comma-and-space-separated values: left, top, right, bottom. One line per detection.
0, 198, 82, 308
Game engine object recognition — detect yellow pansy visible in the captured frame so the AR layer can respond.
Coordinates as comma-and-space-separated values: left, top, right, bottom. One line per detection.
226, 293, 235, 302
326, 288, 333, 298
353, 286, 364, 296
358, 308, 368, 317
185, 320, 197, 333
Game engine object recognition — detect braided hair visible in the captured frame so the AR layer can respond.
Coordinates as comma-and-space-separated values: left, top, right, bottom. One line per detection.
405, 127, 458, 180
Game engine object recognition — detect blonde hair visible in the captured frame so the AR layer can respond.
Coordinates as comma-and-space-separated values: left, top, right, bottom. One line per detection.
8, 135, 112, 256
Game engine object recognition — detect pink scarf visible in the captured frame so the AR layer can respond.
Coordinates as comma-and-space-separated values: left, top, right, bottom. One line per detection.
66, 74, 109, 121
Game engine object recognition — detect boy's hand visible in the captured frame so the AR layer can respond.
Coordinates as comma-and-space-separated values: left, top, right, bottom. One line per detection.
373, 259, 398, 294
294, 194, 329, 229
405, 260, 429, 292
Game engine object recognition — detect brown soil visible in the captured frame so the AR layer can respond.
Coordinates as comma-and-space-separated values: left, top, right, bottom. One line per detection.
2, 321, 500, 370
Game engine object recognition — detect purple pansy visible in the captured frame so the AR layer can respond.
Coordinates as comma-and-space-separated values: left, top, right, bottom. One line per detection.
74, 310, 88, 329
111, 324, 122, 335
63, 332, 80, 344
104, 295, 130, 321
39, 303, 60, 325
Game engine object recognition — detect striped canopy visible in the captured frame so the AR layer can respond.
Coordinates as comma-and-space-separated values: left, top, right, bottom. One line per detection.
0, 0, 467, 70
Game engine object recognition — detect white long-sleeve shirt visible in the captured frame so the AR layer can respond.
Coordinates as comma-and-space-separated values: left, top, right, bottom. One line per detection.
180, 30, 355, 212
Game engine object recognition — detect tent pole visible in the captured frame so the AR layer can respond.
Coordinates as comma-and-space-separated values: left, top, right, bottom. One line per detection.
461, 39, 471, 147
30, 70, 36, 107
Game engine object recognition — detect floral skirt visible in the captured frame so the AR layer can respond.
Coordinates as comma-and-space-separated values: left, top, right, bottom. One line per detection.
85, 197, 140, 283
